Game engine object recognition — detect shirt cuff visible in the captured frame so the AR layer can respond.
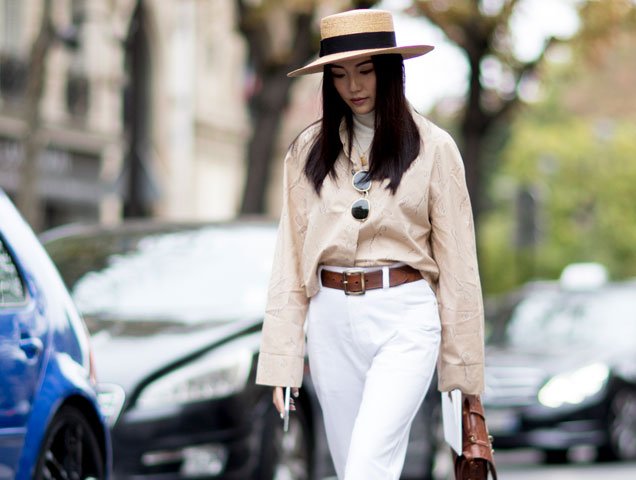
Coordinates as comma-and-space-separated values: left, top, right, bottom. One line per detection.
256, 352, 304, 388
437, 362, 484, 395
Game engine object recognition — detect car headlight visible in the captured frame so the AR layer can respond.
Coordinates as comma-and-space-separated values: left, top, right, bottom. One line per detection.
97, 383, 127, 425
538, 363, 609, 408
137, 343, 254, 409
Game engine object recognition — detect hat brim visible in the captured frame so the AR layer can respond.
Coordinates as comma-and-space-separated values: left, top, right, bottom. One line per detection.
287, 44, 434, 78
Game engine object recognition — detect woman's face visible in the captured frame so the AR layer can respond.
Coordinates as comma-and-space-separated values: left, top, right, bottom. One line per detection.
330, 56, 376, 115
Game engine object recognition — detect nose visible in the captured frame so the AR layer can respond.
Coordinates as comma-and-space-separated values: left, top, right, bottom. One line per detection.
348, 74, 361, 92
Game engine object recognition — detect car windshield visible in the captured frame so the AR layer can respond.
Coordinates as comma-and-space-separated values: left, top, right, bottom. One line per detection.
45, 224, 277, 324
504, 288, 636, 350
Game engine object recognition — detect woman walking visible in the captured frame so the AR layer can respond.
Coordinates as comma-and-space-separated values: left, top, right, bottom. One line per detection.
256, 9, 485, 479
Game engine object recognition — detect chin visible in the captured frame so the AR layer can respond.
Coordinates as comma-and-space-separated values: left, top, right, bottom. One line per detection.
350, 104, 375, 115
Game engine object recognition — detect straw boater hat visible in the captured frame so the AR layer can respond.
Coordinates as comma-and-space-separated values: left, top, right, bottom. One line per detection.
287, 9, 434, 77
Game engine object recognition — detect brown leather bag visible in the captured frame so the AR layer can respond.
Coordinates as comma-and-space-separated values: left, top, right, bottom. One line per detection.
454, 394, 498, 480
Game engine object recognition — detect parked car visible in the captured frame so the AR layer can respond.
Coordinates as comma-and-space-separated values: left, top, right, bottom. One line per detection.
41, 220, 444, 480
483, 267, 636, 463
0, 190, 110, 479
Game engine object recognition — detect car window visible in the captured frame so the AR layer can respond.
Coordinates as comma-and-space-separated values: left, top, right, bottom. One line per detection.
0, 237, 25, 305
505, 288, 636, 350
48, 225, 277, 323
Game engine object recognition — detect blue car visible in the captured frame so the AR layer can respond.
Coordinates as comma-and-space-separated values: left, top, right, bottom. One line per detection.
0, 190, 110, 479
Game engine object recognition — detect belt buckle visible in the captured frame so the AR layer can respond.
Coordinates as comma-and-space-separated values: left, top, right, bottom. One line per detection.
342, 269, 365, 295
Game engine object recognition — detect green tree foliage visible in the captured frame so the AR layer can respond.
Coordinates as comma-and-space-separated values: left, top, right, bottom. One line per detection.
410, 0, 554, 219
479, 41, 636, 294
410, 0, 636, 226
408, 1, 636, 294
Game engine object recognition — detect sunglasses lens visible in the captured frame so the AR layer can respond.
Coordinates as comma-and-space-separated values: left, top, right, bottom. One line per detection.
351, 198, 370, 220
352, 170, 371, 192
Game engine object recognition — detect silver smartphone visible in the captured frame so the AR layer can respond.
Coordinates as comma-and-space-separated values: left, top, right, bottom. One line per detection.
283, 386, 291, 432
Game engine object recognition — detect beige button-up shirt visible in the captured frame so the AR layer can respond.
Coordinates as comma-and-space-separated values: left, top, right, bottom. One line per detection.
256, 110, 485, 394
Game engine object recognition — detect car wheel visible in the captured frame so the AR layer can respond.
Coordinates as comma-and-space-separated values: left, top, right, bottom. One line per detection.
257, 404, 312, 480
599, 389, 636, 461
542, 449, 568, 464
34, 405, 105, 480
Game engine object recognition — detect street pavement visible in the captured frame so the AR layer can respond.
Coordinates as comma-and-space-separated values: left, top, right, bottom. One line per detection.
321, 449, 636, 479
495, 450, 636, 479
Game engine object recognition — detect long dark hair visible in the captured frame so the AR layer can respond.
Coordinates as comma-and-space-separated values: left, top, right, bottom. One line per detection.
304, 54, 421, 194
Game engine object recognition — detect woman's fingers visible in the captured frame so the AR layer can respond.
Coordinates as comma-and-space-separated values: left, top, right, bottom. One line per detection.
291, 387, 299, 410
272, 386, 284, 415
272, 387, 300, 415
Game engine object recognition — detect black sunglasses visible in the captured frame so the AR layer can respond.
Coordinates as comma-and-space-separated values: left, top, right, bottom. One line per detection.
351, 170, 371, 221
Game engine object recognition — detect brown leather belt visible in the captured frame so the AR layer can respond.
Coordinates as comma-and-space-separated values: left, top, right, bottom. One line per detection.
320, 265, 422, 295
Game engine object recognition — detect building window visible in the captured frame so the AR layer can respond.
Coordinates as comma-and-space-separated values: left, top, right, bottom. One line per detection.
65, 0, 89, 118
1, 0, 22, 53
0, 52, 27, 100
71, 0, 86, 26
66, 70, 90, 117
0, 0, 26, 101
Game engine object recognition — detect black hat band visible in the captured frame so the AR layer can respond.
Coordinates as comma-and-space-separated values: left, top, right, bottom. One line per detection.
319, 31, 397, 57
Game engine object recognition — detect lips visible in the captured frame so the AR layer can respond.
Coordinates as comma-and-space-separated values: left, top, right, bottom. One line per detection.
351, 97, 367, 106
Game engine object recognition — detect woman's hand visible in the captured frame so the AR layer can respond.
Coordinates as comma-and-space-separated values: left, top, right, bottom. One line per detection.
272, 386, 299, 416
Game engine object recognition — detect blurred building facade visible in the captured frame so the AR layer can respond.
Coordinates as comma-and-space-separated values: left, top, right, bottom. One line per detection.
122, 0, 250, 221
0, 0, 253, 229
0, 0, 124, 227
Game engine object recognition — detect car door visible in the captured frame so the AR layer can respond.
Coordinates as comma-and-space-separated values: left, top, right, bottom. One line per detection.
0, 234, 46, 477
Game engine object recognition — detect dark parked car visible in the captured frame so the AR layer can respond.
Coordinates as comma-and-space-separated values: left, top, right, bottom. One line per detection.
42, 220, 444, 480
0, 190, 110, 479
483, 269, 636, 463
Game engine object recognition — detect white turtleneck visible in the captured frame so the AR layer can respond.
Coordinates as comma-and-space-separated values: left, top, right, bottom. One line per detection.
352, 111, 375, 168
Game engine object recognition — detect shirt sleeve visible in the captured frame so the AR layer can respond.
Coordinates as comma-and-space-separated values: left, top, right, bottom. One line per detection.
429, 133, 485, 394
256, 145, 309, 388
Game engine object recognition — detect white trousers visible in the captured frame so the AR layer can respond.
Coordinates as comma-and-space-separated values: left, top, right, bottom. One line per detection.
306, 265, 441, 480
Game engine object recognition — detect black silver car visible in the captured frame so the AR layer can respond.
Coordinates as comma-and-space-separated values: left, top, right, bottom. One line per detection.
42, 220, 443, 480
484, 274, 636, 463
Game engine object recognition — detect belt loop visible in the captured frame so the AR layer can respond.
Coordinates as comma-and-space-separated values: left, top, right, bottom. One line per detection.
318, 265, 325, 288
382, 266, 390, 289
